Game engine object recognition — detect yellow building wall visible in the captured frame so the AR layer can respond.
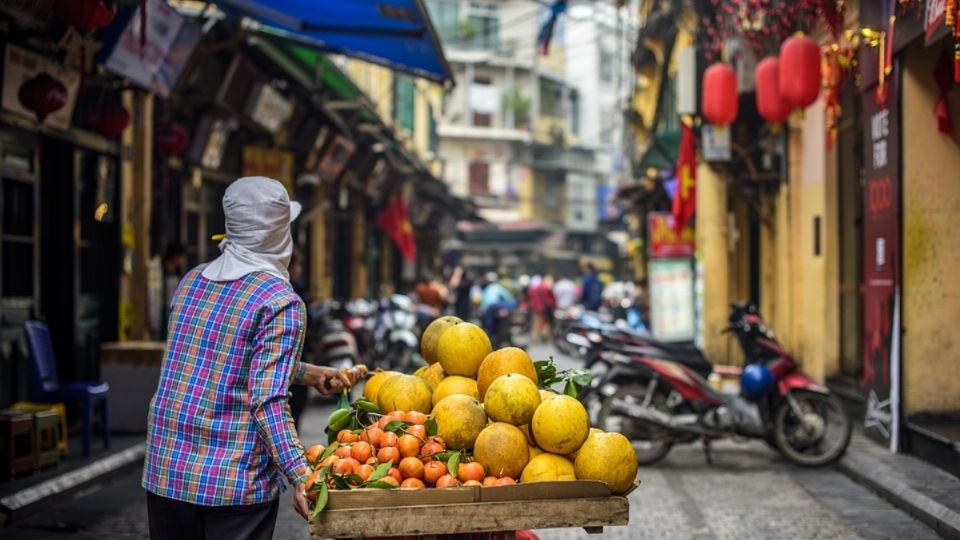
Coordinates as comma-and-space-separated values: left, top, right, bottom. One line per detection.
697, 163, 732, 364
901, 43, 960, 414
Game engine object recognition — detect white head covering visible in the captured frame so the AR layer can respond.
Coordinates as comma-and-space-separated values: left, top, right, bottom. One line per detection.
201, 176, 302, 282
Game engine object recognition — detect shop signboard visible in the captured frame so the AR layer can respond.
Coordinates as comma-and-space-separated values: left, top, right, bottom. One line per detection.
242, 146, 295, 195
647, 212, 695, 258
2, 44, 80, 130
648, 258, 695, 342
861, 64, 902, 451
101, 0, 200, 97
925, 0, 951, 46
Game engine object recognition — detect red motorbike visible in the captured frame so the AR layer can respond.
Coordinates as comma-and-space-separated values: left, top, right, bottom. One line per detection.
583, 303, 851, 466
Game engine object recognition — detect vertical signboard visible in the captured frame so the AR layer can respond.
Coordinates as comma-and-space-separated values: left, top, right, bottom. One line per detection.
648, 258, 695, 342
861, 65, 901, 449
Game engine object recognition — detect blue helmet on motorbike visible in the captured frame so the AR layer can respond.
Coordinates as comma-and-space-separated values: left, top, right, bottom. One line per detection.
740, 363, 775, 399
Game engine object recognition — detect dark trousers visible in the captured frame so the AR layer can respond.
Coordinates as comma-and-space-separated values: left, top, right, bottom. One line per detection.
146, 491, 280, 540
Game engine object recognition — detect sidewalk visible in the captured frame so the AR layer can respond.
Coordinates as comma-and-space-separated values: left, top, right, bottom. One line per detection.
0, 435, 144, 526
837, 431, 960, 539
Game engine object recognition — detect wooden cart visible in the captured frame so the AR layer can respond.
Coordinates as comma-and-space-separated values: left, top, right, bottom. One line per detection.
309, 480, 634, 539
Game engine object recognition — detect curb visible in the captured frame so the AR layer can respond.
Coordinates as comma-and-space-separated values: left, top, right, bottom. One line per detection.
837, 447, 960, 540
0, 442, 146, 526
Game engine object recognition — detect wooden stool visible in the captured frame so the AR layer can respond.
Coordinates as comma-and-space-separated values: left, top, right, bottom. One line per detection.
12, 402, 67, 456
0, 411, 35, 478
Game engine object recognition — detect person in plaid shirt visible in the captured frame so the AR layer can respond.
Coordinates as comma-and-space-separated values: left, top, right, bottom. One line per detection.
143, 177, 359, 540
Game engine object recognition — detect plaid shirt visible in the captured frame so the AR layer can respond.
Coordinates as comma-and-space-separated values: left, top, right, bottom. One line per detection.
143, 266, 309, 506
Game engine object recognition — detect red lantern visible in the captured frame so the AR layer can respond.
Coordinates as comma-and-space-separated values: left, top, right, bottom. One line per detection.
779, 34, 821, 109
87, 101, 130, 138
18, 73, 68, 123
156, 123, 190, 155
755, 57, 791, 124
54, 0, 117, 33
701, 62, 738, 125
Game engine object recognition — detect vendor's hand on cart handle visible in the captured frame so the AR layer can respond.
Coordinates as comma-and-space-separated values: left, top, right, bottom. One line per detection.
313, 365, 368, 395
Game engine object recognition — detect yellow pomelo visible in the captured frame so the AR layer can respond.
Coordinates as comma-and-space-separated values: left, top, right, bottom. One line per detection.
431, 394, 487, 450
432, 376, 479, 408
483, 374, 541, 426
421, 316, 462, 365
472, 422, 529, 479
520, 424, 536, 446
520, 453, 576, 483
476, 347, 538, 400
437, 322, 492, 378
421, 362, 446, 391
528, 445, 544, 460
539, 389, 559, 402
531, 395, 590, 455
567, 428, 603, 461
412, 366, 428, 378
362, 370, 402, 403
376, 374, 433, 414
574, 431, 638, 494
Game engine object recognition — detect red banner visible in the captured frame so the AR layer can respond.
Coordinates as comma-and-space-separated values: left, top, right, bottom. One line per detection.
647, 212, 695, 258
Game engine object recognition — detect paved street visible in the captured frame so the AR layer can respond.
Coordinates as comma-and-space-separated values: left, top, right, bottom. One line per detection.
0, 343, 939, 540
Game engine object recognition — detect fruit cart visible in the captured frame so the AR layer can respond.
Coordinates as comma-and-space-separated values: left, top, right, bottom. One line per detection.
308, 480, 635, 539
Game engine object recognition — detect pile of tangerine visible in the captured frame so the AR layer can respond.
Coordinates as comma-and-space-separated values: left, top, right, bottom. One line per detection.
304, 410, 517, 495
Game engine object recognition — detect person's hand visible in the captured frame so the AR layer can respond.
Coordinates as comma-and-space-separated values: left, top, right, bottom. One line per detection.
292, 482, 310, 520
313, 366, 345, 396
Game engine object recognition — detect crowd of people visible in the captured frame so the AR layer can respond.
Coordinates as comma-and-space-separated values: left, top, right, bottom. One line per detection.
411, 263, 613, 342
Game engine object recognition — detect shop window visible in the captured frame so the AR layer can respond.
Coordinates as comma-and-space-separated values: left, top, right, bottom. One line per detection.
425, 0, 460, 43
394, 76, 416, 134
468, 161, 489, 194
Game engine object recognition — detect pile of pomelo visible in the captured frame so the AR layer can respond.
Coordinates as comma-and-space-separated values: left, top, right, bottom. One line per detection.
307, 317, 638, 504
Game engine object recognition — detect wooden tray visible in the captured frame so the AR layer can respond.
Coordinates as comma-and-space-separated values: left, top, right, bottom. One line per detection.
309, 481, 635, 538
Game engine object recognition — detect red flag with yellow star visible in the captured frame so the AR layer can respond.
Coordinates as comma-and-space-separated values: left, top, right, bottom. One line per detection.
672, 122, 697, 233
377, 192, 417, 261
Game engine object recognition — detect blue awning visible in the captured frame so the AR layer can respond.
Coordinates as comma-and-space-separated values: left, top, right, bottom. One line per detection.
216, 0, 453, 84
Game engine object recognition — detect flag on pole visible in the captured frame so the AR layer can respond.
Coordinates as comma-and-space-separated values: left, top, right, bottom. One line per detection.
376, 192, 417, 261
671, 122, 697, 234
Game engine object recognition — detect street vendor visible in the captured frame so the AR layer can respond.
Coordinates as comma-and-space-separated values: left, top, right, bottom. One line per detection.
143, 176, 359, 540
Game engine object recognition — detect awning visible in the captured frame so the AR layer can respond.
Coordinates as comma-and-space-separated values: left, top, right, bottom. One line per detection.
636, 129, 680, 172
216, 0, 453, 84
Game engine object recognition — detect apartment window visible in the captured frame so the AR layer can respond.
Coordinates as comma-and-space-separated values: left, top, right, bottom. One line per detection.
539, 79, 563, 117
425, 0, 460, 43
466, 3, 499, 51
570, 89, 580, 136
470, 76, 496, 127
468, 161, 489, 194
599, 47, 614, 83
393, 76, 415, 133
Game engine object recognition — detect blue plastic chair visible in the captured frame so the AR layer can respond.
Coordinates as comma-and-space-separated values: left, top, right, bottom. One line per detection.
23, 321, 110, 458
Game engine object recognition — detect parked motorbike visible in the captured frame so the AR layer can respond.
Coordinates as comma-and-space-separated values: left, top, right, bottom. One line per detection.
343, 298, 378, 363
581, 303, 851, 467
308, 301, 359, 387
373, 294, 420, 373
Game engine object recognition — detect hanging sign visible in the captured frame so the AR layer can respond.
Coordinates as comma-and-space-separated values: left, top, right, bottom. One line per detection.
925, 0, 951, 46
242, 146, 295, 195
101, 0, 200, 97
647, 212, 695, 258
702, 124, 731, 162
1, 44, 80, 129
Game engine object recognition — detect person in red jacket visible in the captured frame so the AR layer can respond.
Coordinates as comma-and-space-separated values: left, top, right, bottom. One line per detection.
528, 275, 557, 343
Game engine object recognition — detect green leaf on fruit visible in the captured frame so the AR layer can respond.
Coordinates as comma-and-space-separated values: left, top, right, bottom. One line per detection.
367, 460, 393, 483
425, 417, 438, 437
364, 480, 398, 489
383, 420, 410, 435
310, 482, 329, 519
447, 452, 460, 478
318, 442, 339, 463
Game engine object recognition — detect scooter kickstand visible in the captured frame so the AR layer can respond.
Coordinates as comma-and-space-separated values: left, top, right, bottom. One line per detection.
702, 438, 714, 465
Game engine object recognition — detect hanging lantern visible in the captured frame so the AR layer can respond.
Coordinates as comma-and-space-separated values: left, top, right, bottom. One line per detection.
87, 100, 130, 138
755, 57, 791, 124
18, 73, 68, 123
54, 0, 117, 33
779, 34, 821, 109
156, 123, 190, 155
701, 62, 738, 125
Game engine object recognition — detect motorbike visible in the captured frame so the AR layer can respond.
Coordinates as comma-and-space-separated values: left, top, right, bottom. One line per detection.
580, 303, 851, 467
373, 294, 420, 372
343, 298, 378, 363
307, 302, 359, 392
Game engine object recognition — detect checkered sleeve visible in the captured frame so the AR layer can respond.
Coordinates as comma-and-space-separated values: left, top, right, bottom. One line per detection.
250, 298, 310, 485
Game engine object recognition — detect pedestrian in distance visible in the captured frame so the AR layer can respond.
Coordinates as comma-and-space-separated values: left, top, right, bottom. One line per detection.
529, 275, 556, 343
143, 177, 362, 540
580, 263, 604, 311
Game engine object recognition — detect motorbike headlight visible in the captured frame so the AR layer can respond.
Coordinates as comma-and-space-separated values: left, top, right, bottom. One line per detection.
587, 332, 602, 344
600, 383, 619, 397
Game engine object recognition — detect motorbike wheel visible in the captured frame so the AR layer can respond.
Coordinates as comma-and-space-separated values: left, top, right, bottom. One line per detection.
596, 384, 673, 465
773, 390, 851, 467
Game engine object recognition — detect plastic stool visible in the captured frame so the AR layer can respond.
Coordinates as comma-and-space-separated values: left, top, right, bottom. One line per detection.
12, 402, 67, 456
0, 411, 35, 478
31, 410, 61, 469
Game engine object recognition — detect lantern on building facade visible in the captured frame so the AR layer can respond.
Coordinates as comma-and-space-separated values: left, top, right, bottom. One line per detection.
779, 34, 821, 109
54, 0, 117, 33
755, 57, 791, 124
701, 62, 738, 125
156, 123, 190, 155
18, 73, 68, 123
87, 100, 130, 138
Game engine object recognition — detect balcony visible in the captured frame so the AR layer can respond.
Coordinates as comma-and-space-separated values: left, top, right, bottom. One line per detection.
436, 123, 532, 143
